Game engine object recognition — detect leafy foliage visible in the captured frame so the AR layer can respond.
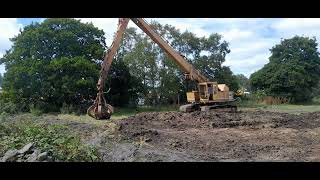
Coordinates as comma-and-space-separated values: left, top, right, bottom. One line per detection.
236, 74, 250, 91
0, 73, 2, 87
214, 66, 240, 91
250, 36, 320, 102
29, 104, 43, 116
106, 56, 143, 107
0, 92, 19, 114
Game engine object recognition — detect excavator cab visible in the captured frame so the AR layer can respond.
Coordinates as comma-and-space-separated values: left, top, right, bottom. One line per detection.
186, 82, 219, 103
198, 82, 217, 102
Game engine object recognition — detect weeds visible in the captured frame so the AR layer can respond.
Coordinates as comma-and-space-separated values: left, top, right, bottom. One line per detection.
60, 102, 82, 116
29, 104, 43, 116
111, 105, 178, 119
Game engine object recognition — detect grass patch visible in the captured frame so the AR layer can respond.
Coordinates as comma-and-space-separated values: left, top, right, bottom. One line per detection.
260, 104, 320, 114
0, 114, 100, 161
29, 104, 43, 116
111, 105, 178, 120
239, 104, 320, 114
236, 98, 320, 114
55, 105, 178, 121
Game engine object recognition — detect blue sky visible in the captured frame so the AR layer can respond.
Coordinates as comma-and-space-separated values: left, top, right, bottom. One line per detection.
1, 18, 320, 77
17, 18, 43, 26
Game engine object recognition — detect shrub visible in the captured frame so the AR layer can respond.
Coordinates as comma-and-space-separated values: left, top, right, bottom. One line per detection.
60, 102, 87, 116
60, 102, 76, 115
0, 101, 18, 114
29, 104, 43, 116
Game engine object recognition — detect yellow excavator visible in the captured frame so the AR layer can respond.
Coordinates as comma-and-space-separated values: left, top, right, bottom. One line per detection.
87, 18, 237, 120
235, 89, 244, 97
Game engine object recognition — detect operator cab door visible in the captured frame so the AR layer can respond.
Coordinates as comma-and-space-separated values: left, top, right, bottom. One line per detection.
198, 83, 216, 102
198, 84, 208, 101
207, 83, 214, 101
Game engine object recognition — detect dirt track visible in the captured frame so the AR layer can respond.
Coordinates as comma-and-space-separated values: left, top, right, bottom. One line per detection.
92, 110, 320, 162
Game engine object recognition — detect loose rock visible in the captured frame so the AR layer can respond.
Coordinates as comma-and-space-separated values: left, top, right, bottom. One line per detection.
26, 149, 41, 162
2, 149, 19, 162
18, 143, 34, 155
37, 152, 48, 161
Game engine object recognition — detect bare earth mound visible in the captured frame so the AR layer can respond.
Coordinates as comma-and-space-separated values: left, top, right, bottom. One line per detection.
109, 110, 320, 161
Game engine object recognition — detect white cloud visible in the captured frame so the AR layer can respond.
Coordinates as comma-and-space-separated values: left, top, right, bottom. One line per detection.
220, 28, 253, 42
77, 18, 139, 45
0, 65, 4, 76
0, 18, 23, 56
273, 18, 320, 30
146, 18, 210, 37
272, 18, 320, 39
0, 18, 23, 75
77, 18, 118, 45
224, 53, 271, 77
219, 26, 278, 77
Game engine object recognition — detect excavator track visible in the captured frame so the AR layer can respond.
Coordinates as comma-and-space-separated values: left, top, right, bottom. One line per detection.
179, 103, 200, 112
200, 104, 237, 113
179, 103, 237, 113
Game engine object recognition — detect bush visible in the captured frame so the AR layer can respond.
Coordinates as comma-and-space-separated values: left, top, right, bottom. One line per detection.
0, 101, 18, 114
0, 91, 20, 114
60, 102, 77, 115
0, 112, 9, 121
236, 90, 267, 108
29, 104, 43, 116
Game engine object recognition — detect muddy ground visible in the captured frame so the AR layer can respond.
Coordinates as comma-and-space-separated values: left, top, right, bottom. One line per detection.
32, 110, 320, 162
94, 110, 320, 162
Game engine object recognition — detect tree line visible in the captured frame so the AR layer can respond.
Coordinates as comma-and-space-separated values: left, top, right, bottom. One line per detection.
0, 18, 319, 114
0, 18, 240, 113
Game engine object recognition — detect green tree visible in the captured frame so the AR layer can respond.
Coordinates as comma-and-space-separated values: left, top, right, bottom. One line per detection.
250, 36, 320, 102
0, 18, 138, 112
0, 18, 106, 112
0, 73, 2, 88
236, 74, 250, 91
214, 66, 240, 91
124, 35, 160, 105
106, 55, 143, 107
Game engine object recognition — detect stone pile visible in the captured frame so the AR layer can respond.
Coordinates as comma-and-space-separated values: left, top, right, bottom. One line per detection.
1, 143, 53, 162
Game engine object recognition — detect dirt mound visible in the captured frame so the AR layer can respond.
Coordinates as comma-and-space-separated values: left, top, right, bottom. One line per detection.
113, 110, 320, 161
117, 111, 320, 140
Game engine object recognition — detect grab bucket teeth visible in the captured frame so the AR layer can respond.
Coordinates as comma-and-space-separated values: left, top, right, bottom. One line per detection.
87, 92, 114, 120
